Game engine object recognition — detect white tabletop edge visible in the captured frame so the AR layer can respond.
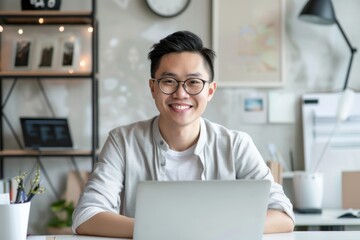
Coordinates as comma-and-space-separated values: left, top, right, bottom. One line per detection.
27, 231, 360, 240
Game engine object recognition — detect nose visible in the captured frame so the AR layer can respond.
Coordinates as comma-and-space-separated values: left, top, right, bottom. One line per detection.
172, 82, 189, 97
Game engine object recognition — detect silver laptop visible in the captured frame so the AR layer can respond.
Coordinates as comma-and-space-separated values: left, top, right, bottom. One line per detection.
133, 180, 271, 240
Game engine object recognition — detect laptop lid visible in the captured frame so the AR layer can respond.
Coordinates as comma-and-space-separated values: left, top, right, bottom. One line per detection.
133, 180, 271, 240
20, 117, 73, 149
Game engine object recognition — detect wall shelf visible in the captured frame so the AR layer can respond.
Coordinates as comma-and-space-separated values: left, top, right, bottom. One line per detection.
0, 71, 94, 79
0, 11, 93, 24
0, 149, 94, 157
0, 0, 98, 178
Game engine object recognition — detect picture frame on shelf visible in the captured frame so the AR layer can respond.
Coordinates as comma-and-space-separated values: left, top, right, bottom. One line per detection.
59, 36, 80, 71
35, 38, 57, 70
212, 0, 285, 87
13, 39, 33, 69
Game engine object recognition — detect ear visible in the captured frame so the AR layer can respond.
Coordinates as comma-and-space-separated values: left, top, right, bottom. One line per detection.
207, 82, 217, 101
149, 79, 156, 98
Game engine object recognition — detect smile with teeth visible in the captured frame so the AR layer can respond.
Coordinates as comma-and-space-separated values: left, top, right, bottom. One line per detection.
170, 104, 191, 110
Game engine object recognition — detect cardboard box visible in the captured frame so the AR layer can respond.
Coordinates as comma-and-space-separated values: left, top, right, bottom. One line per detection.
267, 160, 283, 185
342, 171, 360, 209
65, 171, 89, 206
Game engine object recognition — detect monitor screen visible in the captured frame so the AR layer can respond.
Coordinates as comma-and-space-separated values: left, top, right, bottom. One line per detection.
20, 117, 73, 149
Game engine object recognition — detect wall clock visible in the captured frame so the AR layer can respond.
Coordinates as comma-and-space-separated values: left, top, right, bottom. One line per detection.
146, 0, 191, 18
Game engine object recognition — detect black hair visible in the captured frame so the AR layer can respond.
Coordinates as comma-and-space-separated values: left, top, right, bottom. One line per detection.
148, 31, 216, 81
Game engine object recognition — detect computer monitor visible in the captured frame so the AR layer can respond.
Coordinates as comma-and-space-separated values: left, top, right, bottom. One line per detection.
20, 117, 73, 149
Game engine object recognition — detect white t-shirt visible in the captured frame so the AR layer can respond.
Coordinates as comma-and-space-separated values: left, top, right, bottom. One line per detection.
163, 144, 202, 181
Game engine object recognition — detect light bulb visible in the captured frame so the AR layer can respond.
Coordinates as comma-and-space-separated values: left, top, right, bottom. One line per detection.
336, 88, 355, 122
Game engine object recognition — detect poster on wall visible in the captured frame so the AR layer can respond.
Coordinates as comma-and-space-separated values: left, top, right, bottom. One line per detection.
212, 0, 285, 87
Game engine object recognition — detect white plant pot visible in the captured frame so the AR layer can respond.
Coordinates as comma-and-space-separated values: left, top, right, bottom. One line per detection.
293, 171, 324, 212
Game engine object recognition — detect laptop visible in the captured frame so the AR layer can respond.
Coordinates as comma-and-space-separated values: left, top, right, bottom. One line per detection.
20, 117, 73, 150
133, 180, 271, 240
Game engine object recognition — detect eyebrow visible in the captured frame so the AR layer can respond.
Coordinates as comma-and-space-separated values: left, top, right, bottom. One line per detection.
160, 72, 177, 77
159, 72, 203, 78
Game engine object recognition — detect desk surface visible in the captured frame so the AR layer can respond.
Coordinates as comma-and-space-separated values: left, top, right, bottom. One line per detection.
295, 209, 360, 226
27, 231, 360, 240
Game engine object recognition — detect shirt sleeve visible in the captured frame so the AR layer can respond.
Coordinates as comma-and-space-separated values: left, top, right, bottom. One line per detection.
268, 181, 295, 223
72, 133, 125, 233
235, 133, 295, 224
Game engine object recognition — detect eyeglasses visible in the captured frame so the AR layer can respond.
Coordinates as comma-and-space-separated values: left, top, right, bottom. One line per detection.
152, 77, 210, 95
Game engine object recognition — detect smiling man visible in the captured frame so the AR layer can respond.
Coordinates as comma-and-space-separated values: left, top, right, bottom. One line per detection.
72, 31, 295, 238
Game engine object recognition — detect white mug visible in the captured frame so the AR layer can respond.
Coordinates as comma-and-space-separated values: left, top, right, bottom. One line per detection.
0, 201, 31, 240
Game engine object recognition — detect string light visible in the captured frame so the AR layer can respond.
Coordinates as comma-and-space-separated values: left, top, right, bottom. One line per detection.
59, 26, 65, 32
0, 25, 3, 32
88, 27, 93, 33
38, 18, 44, 24
18, 29, 23, 35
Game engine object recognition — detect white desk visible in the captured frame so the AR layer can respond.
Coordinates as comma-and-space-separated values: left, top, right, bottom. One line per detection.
27, 232, 360, 240
265, 231, 360, 240
295, 209, 360, 230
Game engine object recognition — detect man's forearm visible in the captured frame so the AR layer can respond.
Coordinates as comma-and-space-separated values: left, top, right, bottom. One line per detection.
76, 212, 134, 238
76, 209, 293, 236
264, 209, 294, 233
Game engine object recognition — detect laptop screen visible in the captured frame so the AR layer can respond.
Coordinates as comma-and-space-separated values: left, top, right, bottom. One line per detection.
20, 117, 73, 149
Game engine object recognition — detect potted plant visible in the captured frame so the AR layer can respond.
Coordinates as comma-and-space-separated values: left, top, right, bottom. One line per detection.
47, 199, 74, 235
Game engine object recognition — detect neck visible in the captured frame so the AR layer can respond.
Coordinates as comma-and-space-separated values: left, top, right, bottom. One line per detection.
158, 118, 201, 152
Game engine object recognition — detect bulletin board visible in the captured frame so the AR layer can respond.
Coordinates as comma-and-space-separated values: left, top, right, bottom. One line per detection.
302, 92, 360, 208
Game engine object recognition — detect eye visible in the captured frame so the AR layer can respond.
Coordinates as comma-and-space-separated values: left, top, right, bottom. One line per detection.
161, 78, 177, 85
187, 78, 203, 85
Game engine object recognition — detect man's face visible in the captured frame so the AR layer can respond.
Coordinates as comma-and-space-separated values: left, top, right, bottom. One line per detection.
149, 52, 216, 129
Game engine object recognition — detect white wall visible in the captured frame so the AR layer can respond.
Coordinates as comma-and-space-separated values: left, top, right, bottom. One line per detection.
1, 0, 360, 234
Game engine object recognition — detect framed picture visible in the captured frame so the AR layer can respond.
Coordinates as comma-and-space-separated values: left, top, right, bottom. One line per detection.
13, 39, 32, 69
239, 91, 267, 123
35, 38, 57, 69
59, 36, 80, 70
212, 0, 285, 87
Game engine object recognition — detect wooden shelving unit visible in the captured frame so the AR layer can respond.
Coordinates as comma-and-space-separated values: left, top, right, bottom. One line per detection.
0, 0, 98, 178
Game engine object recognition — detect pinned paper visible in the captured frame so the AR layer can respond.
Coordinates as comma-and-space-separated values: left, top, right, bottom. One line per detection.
268, 92, 296, 123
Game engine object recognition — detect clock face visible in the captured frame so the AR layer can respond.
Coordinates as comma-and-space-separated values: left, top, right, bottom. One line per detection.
146, 0, 191, 18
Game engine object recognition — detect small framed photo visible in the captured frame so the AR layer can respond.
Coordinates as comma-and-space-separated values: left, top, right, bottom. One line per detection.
59, 36, 80, 70
13, 39, 32, 69
35, 38, 57, 69
239, 92, 267, 124
244, 98, 264, 112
